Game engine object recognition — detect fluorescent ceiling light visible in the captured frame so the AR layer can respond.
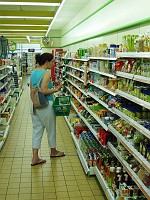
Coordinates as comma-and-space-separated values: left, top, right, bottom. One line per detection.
0, 24, 49, 27
26, 36, 30, 43
0, 29, 46, 32
46, 0, 66, 36
0, 2, 60, 6
8, 38, 27, 40
2, 33, 45, 36
0, 16, 53, 19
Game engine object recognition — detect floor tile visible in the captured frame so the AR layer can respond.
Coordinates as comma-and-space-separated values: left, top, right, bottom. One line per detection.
0, 78, 106, 200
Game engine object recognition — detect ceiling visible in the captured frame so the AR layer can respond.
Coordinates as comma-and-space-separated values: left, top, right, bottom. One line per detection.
0, 0, 90, 44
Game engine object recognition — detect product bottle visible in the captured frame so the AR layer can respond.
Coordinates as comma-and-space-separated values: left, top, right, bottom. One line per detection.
142, 138, 149, 158
108, 161, 116, 188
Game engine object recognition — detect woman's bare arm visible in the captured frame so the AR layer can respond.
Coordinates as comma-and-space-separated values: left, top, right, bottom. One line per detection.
41, 71, 62, 95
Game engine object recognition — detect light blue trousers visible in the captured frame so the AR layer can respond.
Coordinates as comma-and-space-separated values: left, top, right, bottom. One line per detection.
30, 101, 56, 149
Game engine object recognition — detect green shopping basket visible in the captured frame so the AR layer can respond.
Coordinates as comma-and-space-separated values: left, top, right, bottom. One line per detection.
53, 95, 71, 116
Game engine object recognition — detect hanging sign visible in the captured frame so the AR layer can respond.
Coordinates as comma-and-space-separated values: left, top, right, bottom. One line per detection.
9, 41, 16, 52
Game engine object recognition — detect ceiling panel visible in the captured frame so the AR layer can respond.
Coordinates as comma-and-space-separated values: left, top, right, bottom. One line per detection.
0, 0, 91, 44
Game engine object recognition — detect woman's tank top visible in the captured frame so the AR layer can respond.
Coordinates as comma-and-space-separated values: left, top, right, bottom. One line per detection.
30, 69, 53, 101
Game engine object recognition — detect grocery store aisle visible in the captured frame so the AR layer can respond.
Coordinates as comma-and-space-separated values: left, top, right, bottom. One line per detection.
0, 76, 106, 200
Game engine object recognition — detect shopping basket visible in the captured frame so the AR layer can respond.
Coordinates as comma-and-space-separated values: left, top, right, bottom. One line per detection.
53, 95, 71, 116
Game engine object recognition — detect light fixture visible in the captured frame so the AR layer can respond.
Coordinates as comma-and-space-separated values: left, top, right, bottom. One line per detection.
46, 0, 66, 36
2, 33, 45, 36
26, 36, 30, 43
0, 16, 53, 19
0, 24, 49, 27
0, 2, 60, 6
0, 29, 46, 32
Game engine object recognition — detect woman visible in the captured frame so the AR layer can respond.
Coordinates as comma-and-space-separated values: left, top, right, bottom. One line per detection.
30, 53, 65, 166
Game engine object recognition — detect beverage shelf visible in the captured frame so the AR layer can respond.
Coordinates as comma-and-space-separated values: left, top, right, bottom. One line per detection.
94, 166, 115, 200
112, 107, 150, 139
107, 142, 150, 200
116, 89, 150, 110
108, 124, 150, 173
64, 116, 94, 175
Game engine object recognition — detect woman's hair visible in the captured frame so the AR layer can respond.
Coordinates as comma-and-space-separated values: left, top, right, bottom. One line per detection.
38, 53, 53, 66
35, 53, 41, 64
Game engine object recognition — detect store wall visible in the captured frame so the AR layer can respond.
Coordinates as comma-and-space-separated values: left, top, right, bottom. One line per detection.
61, 0, 150, 50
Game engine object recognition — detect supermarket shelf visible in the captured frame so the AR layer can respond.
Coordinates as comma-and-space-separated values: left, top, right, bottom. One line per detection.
94, 166, 115, 200
112, 107, 150, 139
0, 81, 8, 91
1, 97, 11, 113
7, 106, 16, 125
62, 57, 74, 60
116, 71, 150, 84
107, 142, 150, 200
89, 82, 117, 96
68, 80, 87, 96
89, 68, 116, 79
116, 71, 134, 79
116, 52, 150, 58
87, 92, 112, 111
0, 125, 10, 150
71, 102, 100, 142
88, 56, 117, 61
16, 89, 23, 104
134, 75, 150, 84
0, 90, 11, 104
62, 57, 89, 62
108, 124, 150, 173
0, 74, 7, 81
116, 89, 150, 110
76, 58, 89, 62
0, 66, 8, 71
67, 87, 108, 131
66, 65, 84, 72
64, 116, 74, 133
66, 72, 84, 83
70, 129, 94, 175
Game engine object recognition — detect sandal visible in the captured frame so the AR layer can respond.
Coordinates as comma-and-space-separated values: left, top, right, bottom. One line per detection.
31, 159, 46, 166
50, 151, 65, 157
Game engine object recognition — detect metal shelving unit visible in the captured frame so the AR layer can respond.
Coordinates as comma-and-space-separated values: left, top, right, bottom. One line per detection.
116, 89, 150, 110
108, 124, 150, 173
89, 82, 117, 96
108, 142, 150, 200
112, 107, 150, 139
67, 87, 108, 131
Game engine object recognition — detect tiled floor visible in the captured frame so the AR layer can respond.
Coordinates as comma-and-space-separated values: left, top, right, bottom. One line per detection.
0, 76, 107, 200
